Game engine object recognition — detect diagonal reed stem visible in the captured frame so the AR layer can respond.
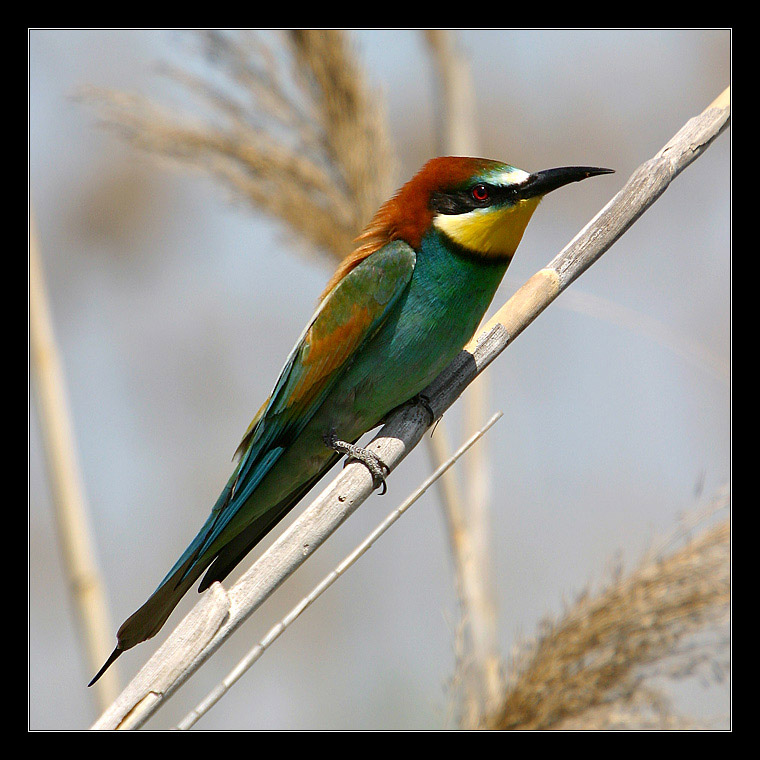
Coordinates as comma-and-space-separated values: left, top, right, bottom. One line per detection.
176, 412, 502, 730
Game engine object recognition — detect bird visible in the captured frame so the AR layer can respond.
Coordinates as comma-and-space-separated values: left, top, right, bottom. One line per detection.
89, 156, 613, 686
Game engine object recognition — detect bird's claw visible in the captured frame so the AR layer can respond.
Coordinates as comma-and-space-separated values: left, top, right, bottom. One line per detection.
323, 431, 390, 494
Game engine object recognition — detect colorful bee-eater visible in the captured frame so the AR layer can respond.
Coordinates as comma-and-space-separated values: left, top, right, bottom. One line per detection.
90, 157, 612, 685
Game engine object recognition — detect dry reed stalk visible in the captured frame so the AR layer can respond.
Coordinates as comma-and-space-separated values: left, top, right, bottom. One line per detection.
30, 210, 120, 709
176, 412, 503, 730
491, 487, 730, 730
424, 28, 505, 728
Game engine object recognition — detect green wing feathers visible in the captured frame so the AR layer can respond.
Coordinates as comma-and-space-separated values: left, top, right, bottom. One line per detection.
98, 241, 417, 671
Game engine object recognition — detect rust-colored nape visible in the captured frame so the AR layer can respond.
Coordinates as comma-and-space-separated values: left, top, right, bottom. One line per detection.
321, 157, 501, 299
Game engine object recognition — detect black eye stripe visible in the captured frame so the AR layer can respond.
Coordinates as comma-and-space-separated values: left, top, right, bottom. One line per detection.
430, 183, 518, 215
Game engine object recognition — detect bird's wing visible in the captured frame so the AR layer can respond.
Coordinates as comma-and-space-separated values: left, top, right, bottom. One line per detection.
188, 239, 417, 565
103, 242, 417, 660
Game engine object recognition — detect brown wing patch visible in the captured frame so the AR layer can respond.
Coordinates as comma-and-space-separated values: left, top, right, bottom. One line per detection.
286, 302, 374, 407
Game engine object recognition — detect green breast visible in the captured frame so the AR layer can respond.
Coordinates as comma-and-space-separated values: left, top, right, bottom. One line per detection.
334, 228, 510, 427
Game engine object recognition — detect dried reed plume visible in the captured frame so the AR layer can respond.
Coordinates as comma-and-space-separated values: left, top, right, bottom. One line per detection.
490, 486, 730, 730
82, 30, 395, 263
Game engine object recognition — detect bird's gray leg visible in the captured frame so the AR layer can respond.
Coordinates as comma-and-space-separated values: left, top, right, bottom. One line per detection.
323, 430, 390, 495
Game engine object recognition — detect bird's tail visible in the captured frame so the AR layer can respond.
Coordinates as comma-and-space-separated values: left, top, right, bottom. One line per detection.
87, 645, 123, 687
197, 459, 335, 591
87, 457, 337, 687
87, 497, 231, 687
87, 552, 205, 687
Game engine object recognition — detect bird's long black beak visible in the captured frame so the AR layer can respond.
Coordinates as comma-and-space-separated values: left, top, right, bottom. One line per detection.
518, 166, 614, 200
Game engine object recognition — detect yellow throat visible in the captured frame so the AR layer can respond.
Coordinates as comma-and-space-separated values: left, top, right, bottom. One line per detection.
433, 196, 541, 259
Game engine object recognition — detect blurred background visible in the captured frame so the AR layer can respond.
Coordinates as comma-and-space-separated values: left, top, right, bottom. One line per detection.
29, 29, 730, 730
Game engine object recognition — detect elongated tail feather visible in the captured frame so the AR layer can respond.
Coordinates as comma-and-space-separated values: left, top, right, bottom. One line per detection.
86, 546, 207, 687
87, 646, 123, 687
115, 523, 219, 649
87, 489, 233, 686
88, 458, 336, 686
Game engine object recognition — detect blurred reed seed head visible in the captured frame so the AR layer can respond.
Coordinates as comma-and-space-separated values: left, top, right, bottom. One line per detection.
491, 487, 730, 730
82, 30, 396, 264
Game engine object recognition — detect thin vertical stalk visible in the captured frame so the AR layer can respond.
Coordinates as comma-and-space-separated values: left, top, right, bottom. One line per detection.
424, 29, 504, 726
29, 210, 119, 709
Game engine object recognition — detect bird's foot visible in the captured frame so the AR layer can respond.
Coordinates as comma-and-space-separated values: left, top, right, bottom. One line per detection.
323, 431, 390, 495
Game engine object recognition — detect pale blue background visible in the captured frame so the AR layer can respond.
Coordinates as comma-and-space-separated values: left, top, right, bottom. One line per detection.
29, 29, 730, 730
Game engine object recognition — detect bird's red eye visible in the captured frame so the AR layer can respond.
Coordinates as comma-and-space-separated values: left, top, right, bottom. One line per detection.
472, 184, 489, 202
